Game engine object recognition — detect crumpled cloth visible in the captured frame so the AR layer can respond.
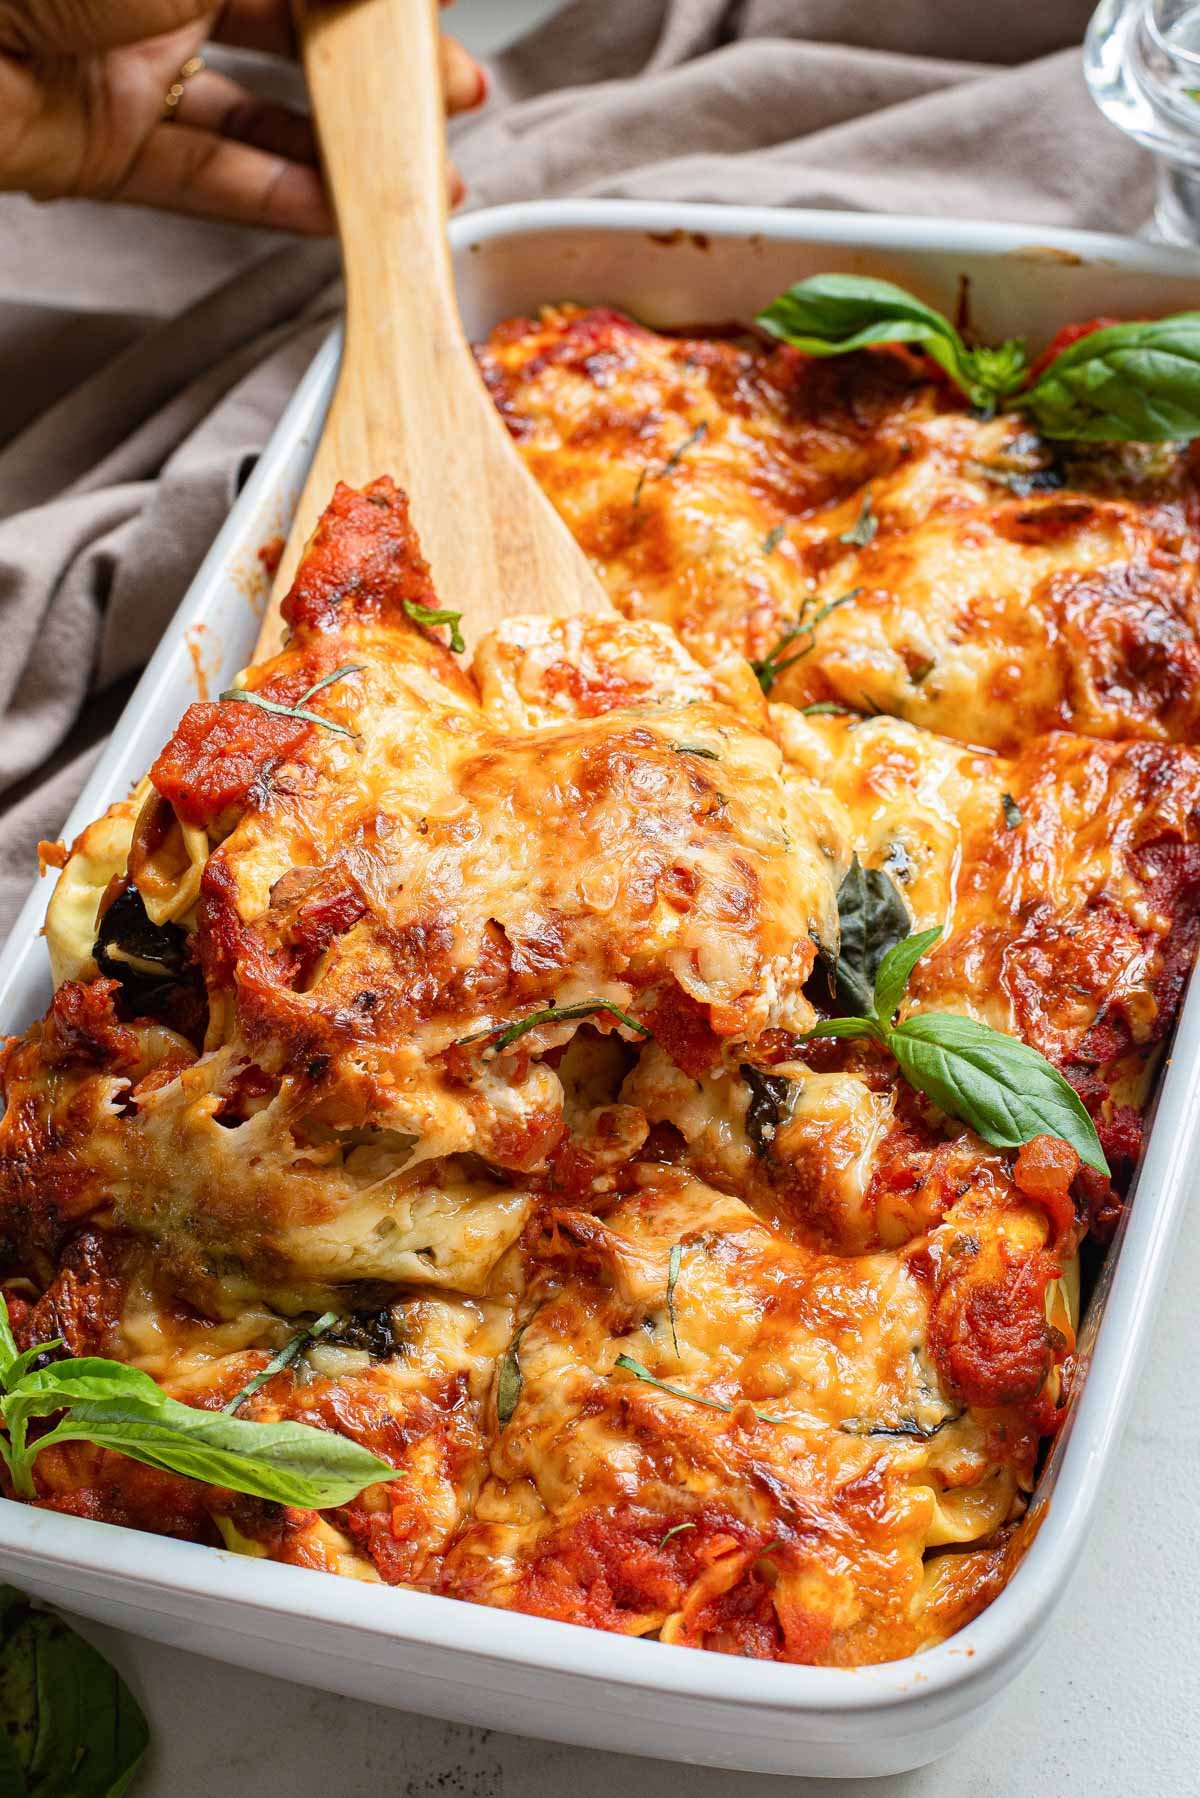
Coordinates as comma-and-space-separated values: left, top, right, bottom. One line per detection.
0, 0, 1144, 933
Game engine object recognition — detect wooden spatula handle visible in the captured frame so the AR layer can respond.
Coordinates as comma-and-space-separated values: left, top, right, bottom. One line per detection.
257, 0, 605, 656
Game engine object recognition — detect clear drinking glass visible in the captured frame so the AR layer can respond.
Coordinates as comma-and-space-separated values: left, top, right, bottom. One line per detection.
1085, 0, 1200, 242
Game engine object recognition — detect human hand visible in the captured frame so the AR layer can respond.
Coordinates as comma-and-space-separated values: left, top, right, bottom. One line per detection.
0, 1, 486, 233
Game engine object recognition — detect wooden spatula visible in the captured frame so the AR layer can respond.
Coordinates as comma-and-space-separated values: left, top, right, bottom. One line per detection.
255, 0, 607, 657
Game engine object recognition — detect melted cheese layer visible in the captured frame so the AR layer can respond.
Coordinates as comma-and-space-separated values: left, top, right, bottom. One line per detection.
4, 296, 1200, 1669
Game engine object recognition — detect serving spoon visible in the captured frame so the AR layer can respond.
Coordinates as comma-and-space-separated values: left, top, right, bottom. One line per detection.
255, 0, 607, 656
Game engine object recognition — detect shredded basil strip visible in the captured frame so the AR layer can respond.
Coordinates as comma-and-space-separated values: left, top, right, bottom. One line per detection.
224, 1311, 338, 1415
458, 998, 652, 1054
219, 661, 364, 738
670, 741, 721, 761
403, 599, 466, 654
839, 490, 877, 547
633, 422, 708, 507
752, 588, 861, 695
762, 524, 787, 554
1001, 792, 1022, 829
658, 1521, 696, 1549
666, 1244, 684, 1358
612, 1354, 783, 1424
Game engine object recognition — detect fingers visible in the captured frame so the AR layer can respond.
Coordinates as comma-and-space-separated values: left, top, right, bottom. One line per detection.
115, 122, 334, 234
0, 1, 215, 55
440, 32, 487, 115
171, 66, 319, 167
209, 0, 297, 60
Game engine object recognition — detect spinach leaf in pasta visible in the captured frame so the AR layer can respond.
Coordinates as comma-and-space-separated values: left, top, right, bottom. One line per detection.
828, 855, 912, 1015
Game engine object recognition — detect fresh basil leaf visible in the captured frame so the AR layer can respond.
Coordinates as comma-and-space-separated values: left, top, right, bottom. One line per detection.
3, 1343, 64, 1388
29, 1394, 396, 1508
831, 854, 912, 1014
888, 1010, 1109, 1174
756, 273, 979, 387
755, 275, 1025, 411
2, 1360, 169, 1485
0, 1295, 17, 1383
739, 1064, 797, 1155
872, 925, 942, 1026
6, 1359, 166, 1410
1022, 315, 1200, 442
0, 1585, 148, 1798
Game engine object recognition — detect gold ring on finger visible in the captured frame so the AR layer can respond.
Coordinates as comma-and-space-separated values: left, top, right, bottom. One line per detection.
161, 54, 206, 124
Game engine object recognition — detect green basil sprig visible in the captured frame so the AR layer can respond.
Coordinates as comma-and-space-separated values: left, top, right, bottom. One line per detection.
0, 1297, 396, 1508
756, 274, 1200, 442
0, 1585, 148, 1798
807, 925, 1109, 1174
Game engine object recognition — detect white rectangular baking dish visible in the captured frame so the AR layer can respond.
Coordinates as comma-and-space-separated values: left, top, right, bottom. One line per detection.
1, 201, 1199, 1780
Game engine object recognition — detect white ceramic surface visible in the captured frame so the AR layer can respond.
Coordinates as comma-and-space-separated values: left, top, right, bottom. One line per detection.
2, 202, 1199, 1780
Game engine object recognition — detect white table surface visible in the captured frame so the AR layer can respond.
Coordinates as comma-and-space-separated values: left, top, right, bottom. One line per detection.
52, 5, 1200, 1790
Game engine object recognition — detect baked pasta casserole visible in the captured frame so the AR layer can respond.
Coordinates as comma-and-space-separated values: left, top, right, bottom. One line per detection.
2, 295, 1199, 1668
